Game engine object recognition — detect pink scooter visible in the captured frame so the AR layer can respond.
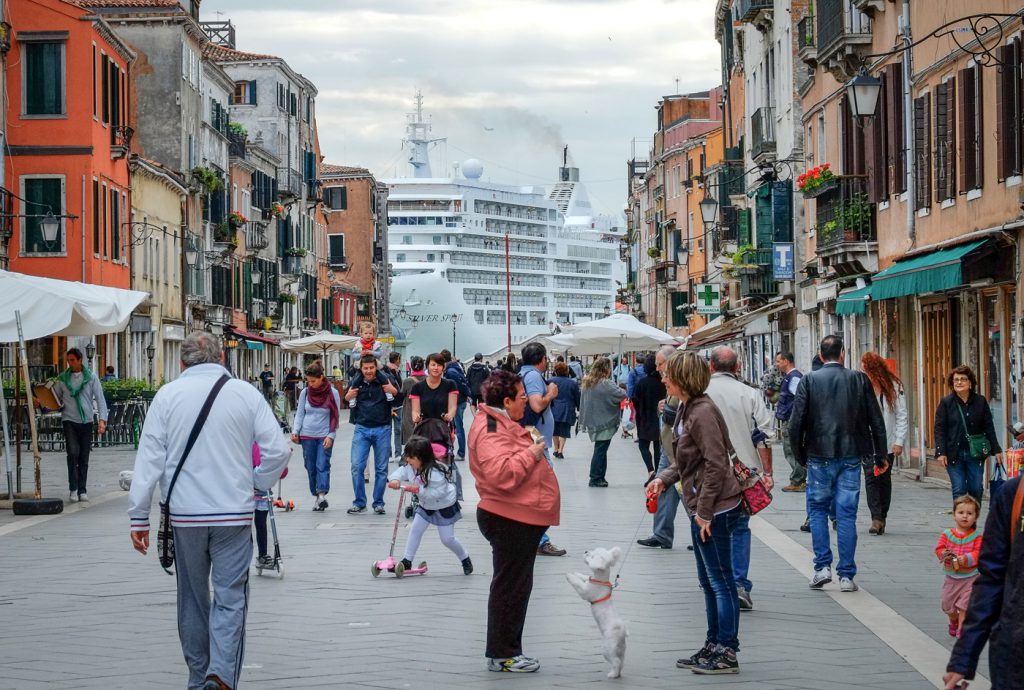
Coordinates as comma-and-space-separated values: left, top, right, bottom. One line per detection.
371, 484, 428, 578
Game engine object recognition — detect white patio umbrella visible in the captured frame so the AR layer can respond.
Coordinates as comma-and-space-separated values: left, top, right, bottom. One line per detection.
279, 330, 361, 365
554, 314, 679, 354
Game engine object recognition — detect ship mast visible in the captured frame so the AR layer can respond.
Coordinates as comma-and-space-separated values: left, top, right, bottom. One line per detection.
405, 90, 446, 178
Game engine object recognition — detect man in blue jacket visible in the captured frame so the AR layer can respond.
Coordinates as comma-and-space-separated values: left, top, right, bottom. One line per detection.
345, 355, 399, 515
441, 349, 471, 460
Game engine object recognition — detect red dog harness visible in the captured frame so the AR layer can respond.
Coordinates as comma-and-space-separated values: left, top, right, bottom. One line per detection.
589, 577, 614, 605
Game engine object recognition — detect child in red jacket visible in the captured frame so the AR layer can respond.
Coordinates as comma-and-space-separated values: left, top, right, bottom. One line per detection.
935, 494, 983, 638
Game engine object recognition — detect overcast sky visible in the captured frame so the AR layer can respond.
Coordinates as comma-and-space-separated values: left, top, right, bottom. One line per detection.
202, 0, 721, 217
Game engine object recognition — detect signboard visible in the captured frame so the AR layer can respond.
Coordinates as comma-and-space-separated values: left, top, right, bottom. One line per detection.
379, 335, 395, 344
773, 242, 795, 281
694, 283, 721, 315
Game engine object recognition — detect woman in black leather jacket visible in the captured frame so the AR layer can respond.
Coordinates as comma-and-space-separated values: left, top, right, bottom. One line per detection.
934, 365, 1003, 502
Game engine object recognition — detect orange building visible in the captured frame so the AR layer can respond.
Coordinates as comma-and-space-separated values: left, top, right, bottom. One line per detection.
4, 0, 134, 370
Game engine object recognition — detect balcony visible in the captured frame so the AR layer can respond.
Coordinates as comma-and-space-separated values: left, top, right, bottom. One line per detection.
751, 107, 776, 162
205, 305, 229, 324
280, 255, 304, 276
797, 15, 817, 67
654, 261, 677, 285
816, 0, 872, 79
719, 206, 738, 243
851, 0, 885, 15
228, 132, 247, 160
739, 267, 778, 299
328, 254, 348, 269
276, 167, 303, 198
737, 0, 772, 24
814, 175, 876, 253
244, 221, 268, 251
110, 125, 133, 159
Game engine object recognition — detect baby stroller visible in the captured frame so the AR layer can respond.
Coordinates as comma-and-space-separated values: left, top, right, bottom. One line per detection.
273, 391, 291, 433
407, 417, 460, 518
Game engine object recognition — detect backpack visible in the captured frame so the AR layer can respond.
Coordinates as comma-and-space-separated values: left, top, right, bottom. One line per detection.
446, 363, 471, 403
467, 363, 490, 395
519, 368, 545, 428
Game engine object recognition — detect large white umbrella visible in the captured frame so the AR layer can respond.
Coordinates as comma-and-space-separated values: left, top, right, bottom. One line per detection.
280, 331, 361, 359
0, 269, 149, 342
553, 313, 679, 354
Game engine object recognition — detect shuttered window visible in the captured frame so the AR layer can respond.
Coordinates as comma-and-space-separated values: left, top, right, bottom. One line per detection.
935, 80, 957, 202
232, 80, 257, 105
24, 41, 65, 116
839, 96, 866, 176
22, 177, 64, 254
325, 186, 347, 210
996, 39, 1023, 180
865, 78, 887, 203
884, 63, 907, 196
913, 93, 932, 210
958, 64, 984, 192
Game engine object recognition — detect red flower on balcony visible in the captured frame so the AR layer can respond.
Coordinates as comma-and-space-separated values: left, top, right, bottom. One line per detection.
798, 163, 835, 194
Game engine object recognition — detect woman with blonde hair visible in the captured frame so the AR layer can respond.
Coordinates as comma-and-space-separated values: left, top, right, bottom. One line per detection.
579, 357, 626, 487
647, 351, 744, 674
860, 352, 908, 535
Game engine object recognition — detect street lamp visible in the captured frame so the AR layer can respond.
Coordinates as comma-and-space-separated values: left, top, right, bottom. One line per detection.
699, 194, 719, 226
85, 341, 95, 366
845, 68, 882, 123
146, 340, 156, 387
39, 212, 60, 245
451, 313, 460, 357
251, 267, 262, 285
184, 238, 198, 267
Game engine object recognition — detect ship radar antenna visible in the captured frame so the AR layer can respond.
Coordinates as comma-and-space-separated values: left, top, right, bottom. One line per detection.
405, 89, 446, 178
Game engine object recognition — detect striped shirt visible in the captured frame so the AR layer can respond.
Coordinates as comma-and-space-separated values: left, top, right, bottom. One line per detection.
935, 528, 983, 578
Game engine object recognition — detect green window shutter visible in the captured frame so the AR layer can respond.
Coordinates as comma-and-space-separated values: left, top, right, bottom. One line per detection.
26, 42, 63, 115
754, 184, 773, 247
92, 180, 100, 254
670, 291, 689, 328
249, 80, 258, 105
737, 207, 751, 246
24, 178, 62, 253
110, 189, 120, 260
771, 180, 793, 242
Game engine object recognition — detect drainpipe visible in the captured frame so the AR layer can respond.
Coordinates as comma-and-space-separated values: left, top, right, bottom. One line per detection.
901, 0, 915, 246
82, 175, 87, 282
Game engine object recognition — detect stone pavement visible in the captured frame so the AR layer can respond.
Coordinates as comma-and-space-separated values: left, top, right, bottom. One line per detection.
0, 412, 996, 689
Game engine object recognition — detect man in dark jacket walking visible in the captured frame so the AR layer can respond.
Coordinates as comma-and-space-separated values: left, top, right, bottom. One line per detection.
944, 476, 1023, 689
789, 335, 887, 593
775, 352, 804, 492
441, 350, 471, 460
466, 353, 491, 413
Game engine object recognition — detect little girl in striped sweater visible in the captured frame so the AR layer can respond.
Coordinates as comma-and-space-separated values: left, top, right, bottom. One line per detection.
935, 494, 983, 638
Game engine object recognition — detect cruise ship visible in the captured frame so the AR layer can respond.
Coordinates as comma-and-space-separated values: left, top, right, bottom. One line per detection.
384, 97, 622, 358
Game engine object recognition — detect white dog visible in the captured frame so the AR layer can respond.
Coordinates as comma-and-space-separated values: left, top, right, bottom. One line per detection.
566, 547, 628, 678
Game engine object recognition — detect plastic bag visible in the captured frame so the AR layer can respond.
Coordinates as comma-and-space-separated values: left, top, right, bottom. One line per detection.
620, 400, 636, 432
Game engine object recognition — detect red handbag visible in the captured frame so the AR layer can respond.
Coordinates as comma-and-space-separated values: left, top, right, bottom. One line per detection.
731, 451, 773, 515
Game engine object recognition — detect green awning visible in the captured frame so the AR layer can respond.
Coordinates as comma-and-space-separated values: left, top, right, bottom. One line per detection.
243, 340, 265, 351
871, 240, 987, 300
835, 285, 872, 316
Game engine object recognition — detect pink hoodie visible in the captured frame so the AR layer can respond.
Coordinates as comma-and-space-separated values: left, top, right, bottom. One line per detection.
468, 405, 560, 527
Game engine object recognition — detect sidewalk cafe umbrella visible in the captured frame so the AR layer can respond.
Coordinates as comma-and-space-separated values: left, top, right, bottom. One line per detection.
280, 331, 361, 369
0, 270, 149, 513
550, 314, 679, 356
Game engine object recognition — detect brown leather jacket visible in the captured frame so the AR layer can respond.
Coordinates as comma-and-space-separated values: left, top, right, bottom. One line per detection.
656, 395, 742, 522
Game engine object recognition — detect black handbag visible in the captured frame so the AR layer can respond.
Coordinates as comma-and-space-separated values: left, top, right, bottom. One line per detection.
157, 374, 230, 575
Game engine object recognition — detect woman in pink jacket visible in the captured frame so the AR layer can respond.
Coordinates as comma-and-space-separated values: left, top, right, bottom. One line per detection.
468, 369, 561, 674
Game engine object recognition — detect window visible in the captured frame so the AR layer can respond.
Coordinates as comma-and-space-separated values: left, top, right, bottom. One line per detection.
324, 186, 347, 210
110, 188, 121, 261
396, 253, 406, 262
232, 80, 257, 105
935, 78, 957, 201
913, 93, 932, 210
101, 183, 108, 257
883, 62, 907, 195
289, 92, 298, 117
277, 83, 287, 110
92, 179, 100, 254
21, 177, 64, 254
958, 63, 984, 192
328, 234, 346, 265
305, 95, 312, 123
22, 38, 65, 116
996, 38, 1022, 180
92, 44, 97, 118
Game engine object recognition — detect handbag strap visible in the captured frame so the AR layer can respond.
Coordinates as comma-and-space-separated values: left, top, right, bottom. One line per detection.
165, 374, 230, 506
954, 399, 974, 441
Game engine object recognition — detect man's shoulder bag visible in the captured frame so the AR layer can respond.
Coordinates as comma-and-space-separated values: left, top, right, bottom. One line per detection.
157, 374, 230, 574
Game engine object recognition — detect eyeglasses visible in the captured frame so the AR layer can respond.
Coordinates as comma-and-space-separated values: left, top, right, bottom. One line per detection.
952, 376, 970, 383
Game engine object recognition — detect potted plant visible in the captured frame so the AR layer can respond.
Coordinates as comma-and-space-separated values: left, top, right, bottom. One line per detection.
285, 247, 307, 257
797, 163, 836, 197
227, 122, 247, 138
647, 247, 661, 259
228, 210, 248, 229
191, 166, 224, 193
278, 292, 297, 304
836, 195, 872, 240
271, 202, 285, 218
213, 221, 237, 246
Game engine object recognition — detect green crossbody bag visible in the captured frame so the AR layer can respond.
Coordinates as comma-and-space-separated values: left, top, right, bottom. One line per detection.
956, 403, 991, 460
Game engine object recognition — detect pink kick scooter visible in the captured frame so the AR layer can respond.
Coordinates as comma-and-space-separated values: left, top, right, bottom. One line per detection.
371, 483, 428, 578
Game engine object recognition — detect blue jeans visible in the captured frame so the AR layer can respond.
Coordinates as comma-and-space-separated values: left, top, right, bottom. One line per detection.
300, 438, 333, 496
652, 448, 680, 546
947, 449, 985, 502
589, 438, 611, 482
454, 400, 467, 457
732, 513, 752, 592
690, 505, 743, 650
350, 424, 391, 509
806, 456, 861, 579
392, 408, 403, 455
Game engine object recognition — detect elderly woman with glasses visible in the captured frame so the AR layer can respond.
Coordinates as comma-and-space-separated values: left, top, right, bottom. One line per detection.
468, 369, 560, 674
934, 365, 1003, 502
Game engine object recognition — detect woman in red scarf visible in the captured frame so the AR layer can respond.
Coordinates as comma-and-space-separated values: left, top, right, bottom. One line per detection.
291, 363, 342, 511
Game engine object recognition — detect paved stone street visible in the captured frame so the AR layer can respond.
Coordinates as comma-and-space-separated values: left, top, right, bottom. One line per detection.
0, 412, 995, 689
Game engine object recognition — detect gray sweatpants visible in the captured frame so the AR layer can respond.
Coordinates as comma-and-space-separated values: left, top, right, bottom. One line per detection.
173, 525, 251, 690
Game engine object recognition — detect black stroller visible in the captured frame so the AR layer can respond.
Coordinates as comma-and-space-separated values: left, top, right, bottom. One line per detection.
406, 418, 461, 518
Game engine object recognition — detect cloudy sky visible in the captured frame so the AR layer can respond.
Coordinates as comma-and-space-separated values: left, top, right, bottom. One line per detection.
202, 0, 722, 217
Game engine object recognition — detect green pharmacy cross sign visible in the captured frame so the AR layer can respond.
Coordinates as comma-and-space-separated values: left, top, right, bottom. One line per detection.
695, 283, 721, 315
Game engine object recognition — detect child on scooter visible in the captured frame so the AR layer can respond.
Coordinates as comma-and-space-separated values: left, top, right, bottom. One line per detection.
253, 443, 287, 569
388, 436, 472, 574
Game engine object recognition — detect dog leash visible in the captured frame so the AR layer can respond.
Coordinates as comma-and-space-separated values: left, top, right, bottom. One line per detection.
610, 504, 652, 590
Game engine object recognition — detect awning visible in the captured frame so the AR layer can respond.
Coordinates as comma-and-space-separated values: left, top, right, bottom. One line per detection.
835, 285, 872, 316
227, 327, 280, 346
871, 240, 987, 300
242, 341, 265, 350
685, 299, 793, 349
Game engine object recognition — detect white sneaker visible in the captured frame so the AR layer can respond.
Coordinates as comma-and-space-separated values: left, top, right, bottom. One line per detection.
68, 492, 77, 503
809, 567, 832, 589
839, 576, 858, 592
78, 493, 89, 503
487, 655, 540, 673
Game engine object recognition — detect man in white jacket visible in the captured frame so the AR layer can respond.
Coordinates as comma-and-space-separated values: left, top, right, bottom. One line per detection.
128, 332, 290, 690
706, 346, 775, 611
